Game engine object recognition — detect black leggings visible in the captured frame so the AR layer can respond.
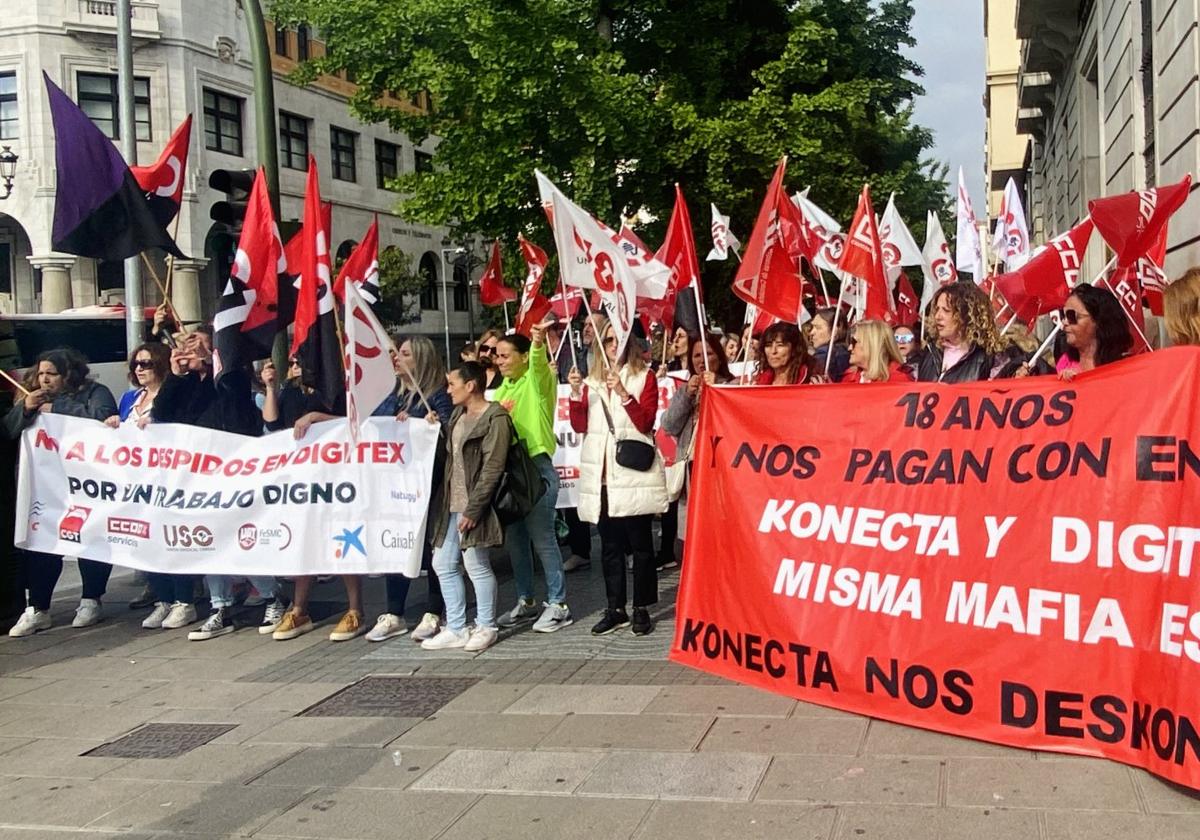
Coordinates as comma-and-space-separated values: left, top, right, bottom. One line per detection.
596, 490, 657, 611
23, 550, 112, 611
384, 540, 445, 617
658, 499, 679, 563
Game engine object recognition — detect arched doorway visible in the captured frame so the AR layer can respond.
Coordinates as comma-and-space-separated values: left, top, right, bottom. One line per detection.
0, 212, 34, 314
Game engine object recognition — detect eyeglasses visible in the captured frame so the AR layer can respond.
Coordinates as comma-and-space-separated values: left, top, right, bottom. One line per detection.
132, 360, 155, 370
478, 344, 497, 355
1062, 309, 1087, 325
288, 359, 301, 367
894, 334, 914, 345
603, 336, 617, 346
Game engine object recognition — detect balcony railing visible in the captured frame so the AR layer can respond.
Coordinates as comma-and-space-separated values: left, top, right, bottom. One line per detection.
65, 0, 160, 40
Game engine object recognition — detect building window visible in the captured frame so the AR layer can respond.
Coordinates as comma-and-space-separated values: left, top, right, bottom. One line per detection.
274, 24, 289, 57
453, 280, 469, 311
203, 88, 243, 156
279, 112, 309, 170
375, 139, 398, 189
418, 252, 439, 311
330, 126, 357, 182
0, 72, 16, 141
296, 25, 310, 61
0, 241, 11, 295
414, 150, 433, 173
77, 72, 151, 141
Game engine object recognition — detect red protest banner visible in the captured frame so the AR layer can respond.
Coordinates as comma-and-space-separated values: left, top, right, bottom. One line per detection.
672, 347, 1200, 789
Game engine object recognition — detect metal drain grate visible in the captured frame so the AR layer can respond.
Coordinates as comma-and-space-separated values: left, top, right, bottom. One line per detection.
300, 676, 480, 718
83, 723, 237, 759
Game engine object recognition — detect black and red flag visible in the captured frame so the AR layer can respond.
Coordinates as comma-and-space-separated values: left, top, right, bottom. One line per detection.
212, 168, 285, 379
289, 156, 343, 410
45, 73, 184, 261
332, 217, 380, 305
131, 114, 192, 229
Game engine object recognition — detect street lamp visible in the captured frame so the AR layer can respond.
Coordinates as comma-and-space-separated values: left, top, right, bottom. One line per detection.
0, 147, 18, 200
439, 247, 466, 363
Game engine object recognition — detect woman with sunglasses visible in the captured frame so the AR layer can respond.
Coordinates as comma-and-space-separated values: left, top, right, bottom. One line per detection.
842, 320, 914, 383
364, 335, 453, 644
104, 344, 202, 632
568, 317, 668, 636
893, 325, 918, 363
475, 328, 505, 390
755, 322, 823, 384
1055, 285, 1133, 380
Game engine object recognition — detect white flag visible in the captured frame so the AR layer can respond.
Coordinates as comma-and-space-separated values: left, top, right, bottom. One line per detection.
344, 279, 397, 439
793, 191, 845, 273
616, 224, 669, 300
879, 193, 923, 290
922, 210, 958, 314
706, 203, 741, 261
990, 177, 1031, 270
955, 166, 985, 282
536, 170, 669, 359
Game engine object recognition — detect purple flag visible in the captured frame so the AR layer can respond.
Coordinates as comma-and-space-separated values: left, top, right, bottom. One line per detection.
45, 72, 184, 261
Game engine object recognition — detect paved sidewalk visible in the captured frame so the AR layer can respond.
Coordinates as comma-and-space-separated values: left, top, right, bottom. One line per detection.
1, 559, 1199, 840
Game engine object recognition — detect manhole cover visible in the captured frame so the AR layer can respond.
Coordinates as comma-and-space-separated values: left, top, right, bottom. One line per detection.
84, 723, 237, 759
300, 676, 480, 718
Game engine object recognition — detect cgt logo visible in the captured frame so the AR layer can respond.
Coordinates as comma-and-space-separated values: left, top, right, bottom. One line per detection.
163, 524, 214, 550
107, 517, 150, 539
59, 505, 92, 543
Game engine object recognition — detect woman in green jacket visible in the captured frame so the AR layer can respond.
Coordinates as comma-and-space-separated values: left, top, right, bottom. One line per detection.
422, 361, 511, 652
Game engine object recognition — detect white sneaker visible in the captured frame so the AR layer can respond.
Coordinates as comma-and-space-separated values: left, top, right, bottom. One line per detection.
562, 554, 591, 572
72, 598, 103, 628
258, 599, 287, 634
160, 602, 197, 629
141, 602, 172, 629
365, 613, 409, 642
533, 603, 573, 633
8, 606, 51, 638
410, 612, 441, 642
420, 627, 470, 650
464, 625, 499, 652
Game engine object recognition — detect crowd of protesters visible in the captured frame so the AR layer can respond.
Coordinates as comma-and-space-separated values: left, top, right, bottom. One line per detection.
6, 274, 1200, 645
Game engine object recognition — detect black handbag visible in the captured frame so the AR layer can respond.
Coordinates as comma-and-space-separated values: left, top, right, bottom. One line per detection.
598, 391, 656, 471
492, 420, 547, 525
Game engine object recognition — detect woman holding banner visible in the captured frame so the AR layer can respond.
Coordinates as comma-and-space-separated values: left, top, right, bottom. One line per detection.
661, 334, 732, 562
568, 316, 668, 636
1056, 285, 1134, 379
1165, 268, 1200, 346
755, 323, 822, 385
364, 335, 451, 644
422, 361, 509, 652
5, 348, 118, 637
914, 281, 1003, 383
841, 320, 914, 383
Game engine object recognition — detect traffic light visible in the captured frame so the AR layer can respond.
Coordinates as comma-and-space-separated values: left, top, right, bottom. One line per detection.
208, 169, 256, 236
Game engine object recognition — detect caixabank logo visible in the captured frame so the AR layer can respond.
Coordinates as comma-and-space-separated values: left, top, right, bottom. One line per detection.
58, 505, 92, 543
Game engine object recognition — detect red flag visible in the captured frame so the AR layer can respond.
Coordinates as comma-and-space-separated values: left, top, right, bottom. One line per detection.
131, 114, 191, 227
549, 286, 584, 320
212, 167, 284, 379
290, 156, 342, 409
838, 185, 891, 321
283, 201, 332, 274
1117, 223, 1170, 316
1087, 175, 1191, 266
332, 217, 380, 304
478, 240, 516, 306
515, 235, 553, 336
732, 159, 806, 322
993, 218, 1094, 324
893, 272, 919, 326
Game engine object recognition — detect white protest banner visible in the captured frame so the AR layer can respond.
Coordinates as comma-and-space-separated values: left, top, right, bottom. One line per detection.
15, 415, 438, 577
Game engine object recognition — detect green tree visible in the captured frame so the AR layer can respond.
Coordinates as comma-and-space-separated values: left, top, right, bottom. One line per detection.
274, 0, 949, 326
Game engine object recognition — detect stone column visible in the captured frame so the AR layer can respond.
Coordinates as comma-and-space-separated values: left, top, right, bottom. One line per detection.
27, 254, 77, 313
169, 258, 208, 325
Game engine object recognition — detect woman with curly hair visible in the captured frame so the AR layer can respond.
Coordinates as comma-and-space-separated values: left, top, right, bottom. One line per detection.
914, 281, 1004, 383
5, 348, 118, 637
1164, 267, 1200, 347
755, 322, 823, 385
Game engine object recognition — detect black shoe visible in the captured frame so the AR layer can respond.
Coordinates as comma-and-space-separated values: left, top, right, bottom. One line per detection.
631, 607, 654, 636
591, 609, 630, 636
128, 585, 156, 610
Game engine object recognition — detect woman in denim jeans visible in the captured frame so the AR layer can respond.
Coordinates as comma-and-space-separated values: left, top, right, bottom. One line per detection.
421, 362, 510, 652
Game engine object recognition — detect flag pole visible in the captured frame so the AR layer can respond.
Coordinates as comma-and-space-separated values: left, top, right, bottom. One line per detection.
580, 292, 611, 375
999, 310, 1020, 335
139, 252, 189, 334
0, 368, 31, 397
691, 282, 710, 373
502, 300, 511, 332
558, 275, 579, 372
824, 271, 849, 378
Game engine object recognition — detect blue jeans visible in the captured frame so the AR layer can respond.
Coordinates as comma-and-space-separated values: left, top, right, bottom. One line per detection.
149, 573, 195, 605
206, 575, 278, 609
503, 454, 566, 605
432, 514, 498, 631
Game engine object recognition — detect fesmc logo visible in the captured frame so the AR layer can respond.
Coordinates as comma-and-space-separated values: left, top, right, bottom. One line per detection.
237, 523, 293, 551
163, 524, 214, 550
59, 505, 92, 543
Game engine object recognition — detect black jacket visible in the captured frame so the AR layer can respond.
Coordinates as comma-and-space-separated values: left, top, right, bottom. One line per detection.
3, 380, 118, 439
914, 344, 995, 384
154, 369, 260, 436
